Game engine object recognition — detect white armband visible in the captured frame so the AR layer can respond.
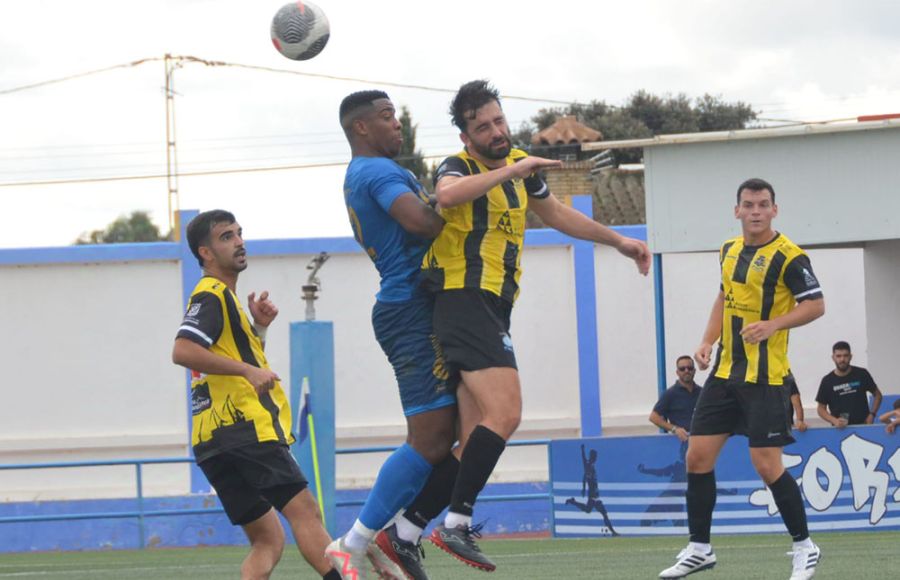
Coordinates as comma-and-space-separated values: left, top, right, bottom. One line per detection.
254, 324, 268, 342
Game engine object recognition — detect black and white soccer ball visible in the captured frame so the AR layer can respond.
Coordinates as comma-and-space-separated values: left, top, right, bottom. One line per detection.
270, 2, 330, 61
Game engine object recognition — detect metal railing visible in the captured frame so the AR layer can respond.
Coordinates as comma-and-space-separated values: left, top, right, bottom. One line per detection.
0, 439, 551, 548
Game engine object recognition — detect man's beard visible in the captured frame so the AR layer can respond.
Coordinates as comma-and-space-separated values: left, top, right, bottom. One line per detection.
472, 135, 511, 160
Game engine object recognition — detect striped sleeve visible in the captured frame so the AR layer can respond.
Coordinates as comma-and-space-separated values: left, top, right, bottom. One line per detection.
783, 254, 823, 301
176, 291, 223, 347
433, 156, 469, 186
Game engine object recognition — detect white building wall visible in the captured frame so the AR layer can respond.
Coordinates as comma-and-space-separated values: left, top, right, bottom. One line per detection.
0, 243, 870, 499
863, 240, 900, 394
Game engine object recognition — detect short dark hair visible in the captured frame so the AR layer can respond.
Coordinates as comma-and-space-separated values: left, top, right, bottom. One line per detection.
676, 355, 693, 366
832, 341, 851, 353
736, 178, 775, 204
339, 90, 389, 134
450, 79, 501, 132
186, 209, 236, 267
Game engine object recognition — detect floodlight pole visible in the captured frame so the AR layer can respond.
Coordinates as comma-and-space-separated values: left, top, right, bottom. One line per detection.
164, 54, 182, 239
302, 252, 330, 321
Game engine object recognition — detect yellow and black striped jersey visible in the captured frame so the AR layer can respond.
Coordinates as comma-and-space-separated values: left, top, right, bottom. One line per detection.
177, 276, 294, 461
423, 148, 550, 303
712, 233, 823, 385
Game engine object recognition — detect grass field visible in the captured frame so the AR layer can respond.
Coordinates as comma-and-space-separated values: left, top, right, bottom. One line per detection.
0, 532, 894, 579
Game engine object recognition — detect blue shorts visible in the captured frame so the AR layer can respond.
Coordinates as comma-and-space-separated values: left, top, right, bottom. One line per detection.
372, 295, 456, 417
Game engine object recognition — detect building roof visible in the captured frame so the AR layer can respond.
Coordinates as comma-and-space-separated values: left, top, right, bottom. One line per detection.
533, 115, 602, 146
582, 116, 900, 151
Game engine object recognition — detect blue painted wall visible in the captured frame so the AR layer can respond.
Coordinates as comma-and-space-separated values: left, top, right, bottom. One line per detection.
551, 426, 900, 538
0, 482, 551, 552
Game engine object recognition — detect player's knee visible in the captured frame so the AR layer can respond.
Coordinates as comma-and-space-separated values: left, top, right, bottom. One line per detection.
295, 490, 323, 522
407, 417, 456, 464
250, 524, 285, 556
752, 461, 782, 485
409, 434, 454, 464
494, 411, 521, 439
685, 447, 712, 472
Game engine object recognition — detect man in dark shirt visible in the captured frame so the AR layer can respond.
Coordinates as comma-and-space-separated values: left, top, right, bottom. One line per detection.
816, 341, 882, 427
649, 355, 703, 442
785, 372, 808, 432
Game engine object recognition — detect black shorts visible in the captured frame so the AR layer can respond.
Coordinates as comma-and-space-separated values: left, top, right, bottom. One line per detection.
690, 376, 795, 448
433, 288, 517, 378
198, 442, 308, 526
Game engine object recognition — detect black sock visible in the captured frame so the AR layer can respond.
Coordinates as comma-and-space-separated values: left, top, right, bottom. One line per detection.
449, 425, 507, 517
687, 471, 716, 544
402, 453, 460, 528
323, 569, 342, 580
769, 470, 809, 542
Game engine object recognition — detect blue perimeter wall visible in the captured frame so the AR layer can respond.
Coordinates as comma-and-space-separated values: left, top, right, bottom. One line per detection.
0, 482, 551, 553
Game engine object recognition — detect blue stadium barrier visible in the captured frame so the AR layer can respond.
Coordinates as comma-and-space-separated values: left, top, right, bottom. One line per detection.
0, 439, 551, 551
550, 426, 900, 538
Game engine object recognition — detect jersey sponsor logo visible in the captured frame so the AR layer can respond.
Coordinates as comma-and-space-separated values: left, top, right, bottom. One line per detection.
751, 254, 767, 272
724, 289, 736, 308
723, 289, 757, 315
191, 383, 212, 415
187, 303, 202, 317
497, 210, 515, 235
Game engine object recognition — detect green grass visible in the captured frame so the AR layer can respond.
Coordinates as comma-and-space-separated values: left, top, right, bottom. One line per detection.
0, 532, 894, 579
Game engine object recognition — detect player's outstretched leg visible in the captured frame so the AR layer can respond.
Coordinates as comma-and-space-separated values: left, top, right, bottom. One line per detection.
326, 535, 372, 579
375, 522, 429, 580
430, 521, 496, 572
591, 499, 619, 537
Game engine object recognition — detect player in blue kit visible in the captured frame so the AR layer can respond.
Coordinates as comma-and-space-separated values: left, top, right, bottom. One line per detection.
325, 90, 457, 580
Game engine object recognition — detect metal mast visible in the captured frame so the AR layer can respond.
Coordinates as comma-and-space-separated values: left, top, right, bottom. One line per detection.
164, 54, 181, 238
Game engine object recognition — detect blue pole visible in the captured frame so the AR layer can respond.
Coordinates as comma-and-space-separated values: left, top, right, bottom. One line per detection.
571, 195, 602, 437
653, 253, 667, 401
289, 321, 336, 536
176, 209, 207, 493
135, 463, 145, 549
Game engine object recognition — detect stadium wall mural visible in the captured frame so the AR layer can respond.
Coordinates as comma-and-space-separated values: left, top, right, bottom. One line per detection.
551, 426, 900, 537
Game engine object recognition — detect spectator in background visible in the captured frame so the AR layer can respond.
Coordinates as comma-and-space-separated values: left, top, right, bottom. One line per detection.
816, 341, 882, 427
649, 355, 703, 442
879, 399, 900, 434
786, 372, 808, 432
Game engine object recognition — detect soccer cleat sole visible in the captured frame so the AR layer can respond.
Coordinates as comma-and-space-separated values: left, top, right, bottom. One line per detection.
428, 532, 496, 572
373, 533, 414, 580
367, 543, 408, 580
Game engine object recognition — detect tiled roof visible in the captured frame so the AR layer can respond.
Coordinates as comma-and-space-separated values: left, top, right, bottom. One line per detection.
532, 116, 602, 145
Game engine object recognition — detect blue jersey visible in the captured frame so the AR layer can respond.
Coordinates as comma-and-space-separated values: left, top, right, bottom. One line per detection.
344, 156, 432, 302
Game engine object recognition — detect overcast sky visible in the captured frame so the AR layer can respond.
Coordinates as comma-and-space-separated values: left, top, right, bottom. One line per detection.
1, 0, 898, 248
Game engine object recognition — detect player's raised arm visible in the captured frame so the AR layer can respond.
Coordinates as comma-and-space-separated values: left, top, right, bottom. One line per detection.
434, 156, 561, 209
529, 193, 650, 275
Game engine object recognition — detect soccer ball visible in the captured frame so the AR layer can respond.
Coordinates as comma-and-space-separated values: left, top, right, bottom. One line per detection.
270, 2, 330, 61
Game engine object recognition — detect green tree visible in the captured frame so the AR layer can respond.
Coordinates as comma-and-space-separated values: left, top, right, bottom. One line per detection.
519, 91, 757, 164
396, 105, 431, 189
76, 210, 169, 244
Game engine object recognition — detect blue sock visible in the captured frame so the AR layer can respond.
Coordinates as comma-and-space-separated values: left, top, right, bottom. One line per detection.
358, 443, 432, 531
